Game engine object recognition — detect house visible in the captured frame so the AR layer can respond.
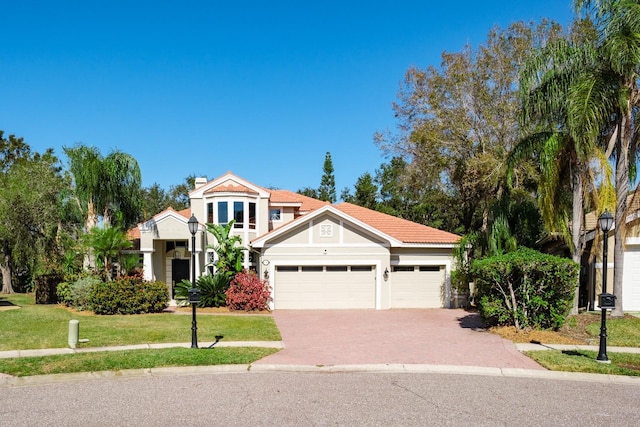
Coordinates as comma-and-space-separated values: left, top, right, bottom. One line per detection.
582, 195, 640, 312
131, 172, 461, 310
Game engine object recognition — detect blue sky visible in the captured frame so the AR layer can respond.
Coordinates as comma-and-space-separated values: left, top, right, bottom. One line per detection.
2, 1, 574, 197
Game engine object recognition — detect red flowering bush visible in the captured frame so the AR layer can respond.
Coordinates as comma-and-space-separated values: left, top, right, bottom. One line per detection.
226, 270, 272, 311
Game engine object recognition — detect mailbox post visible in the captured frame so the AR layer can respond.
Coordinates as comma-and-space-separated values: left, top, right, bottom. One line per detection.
596, 211, 614, 363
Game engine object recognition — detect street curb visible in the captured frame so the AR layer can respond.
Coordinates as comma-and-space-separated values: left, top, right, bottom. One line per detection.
2, 363, 639, 387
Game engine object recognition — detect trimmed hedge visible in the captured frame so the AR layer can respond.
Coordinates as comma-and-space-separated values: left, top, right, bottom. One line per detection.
472, 248, 578, 330
89, 275, 169, 315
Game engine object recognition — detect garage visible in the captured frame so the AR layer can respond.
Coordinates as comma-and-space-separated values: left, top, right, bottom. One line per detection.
390, 266, 445, 308
274, 265, 376, 309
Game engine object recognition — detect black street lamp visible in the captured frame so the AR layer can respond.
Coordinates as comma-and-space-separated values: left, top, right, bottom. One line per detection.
596, 210, 614, 363
188, 214, 200, 349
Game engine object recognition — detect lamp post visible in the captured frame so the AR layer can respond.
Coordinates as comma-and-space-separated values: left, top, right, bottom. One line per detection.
188, 214, 200, 349
596, 210, 614, 363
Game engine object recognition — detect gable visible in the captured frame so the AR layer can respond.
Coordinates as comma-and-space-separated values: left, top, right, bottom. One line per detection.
262, 212, 388, 247
189, 172, 270, 199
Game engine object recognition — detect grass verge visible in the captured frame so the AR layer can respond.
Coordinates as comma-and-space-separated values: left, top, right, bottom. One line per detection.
525, 349, 640, 377
0, 294, 280, 350
0, 347, 279, 377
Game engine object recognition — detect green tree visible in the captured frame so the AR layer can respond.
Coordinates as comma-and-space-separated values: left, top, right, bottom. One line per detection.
141, 175, 195, 220
0, 136, 68, 293
377, 21, 560, 237
141, 183, 172, 220
513, 18, 613, 313
572, 0, 640, 317
206, 220, 246, 275
64, 144, 143, 230
318, 152, 336, 203
350, 172, 379, 210
82, 226, 133, 281
297, 187, 319, 199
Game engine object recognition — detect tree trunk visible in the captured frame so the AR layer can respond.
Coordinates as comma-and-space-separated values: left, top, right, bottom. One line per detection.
570, 165, 584, 315
1, 253, 14, 294
612, 112, 630, 318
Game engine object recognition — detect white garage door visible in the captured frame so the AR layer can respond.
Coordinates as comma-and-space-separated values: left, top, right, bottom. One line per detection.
274, 265, 376, 309
390, 266, 445, 308
623, 248, 640, 311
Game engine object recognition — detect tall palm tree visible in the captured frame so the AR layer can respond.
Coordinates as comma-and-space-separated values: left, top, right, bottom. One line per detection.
512, 26, 614, 314
64, 145, 103, 231
64, 144, 143, 230
573, 0, 640, 316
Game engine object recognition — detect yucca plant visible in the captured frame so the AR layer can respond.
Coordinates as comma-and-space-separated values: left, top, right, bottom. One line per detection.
174, 272, 231, 308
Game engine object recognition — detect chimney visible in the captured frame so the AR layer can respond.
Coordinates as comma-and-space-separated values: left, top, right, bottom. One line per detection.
194, 177, 207, 189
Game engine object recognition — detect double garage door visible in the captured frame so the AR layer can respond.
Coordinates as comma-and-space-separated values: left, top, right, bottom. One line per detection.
275, 266, 375, 309
273, 264, 446, 309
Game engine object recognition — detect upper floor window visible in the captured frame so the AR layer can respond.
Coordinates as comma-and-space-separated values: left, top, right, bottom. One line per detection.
218, 201, 228, 225
207, 203, 214, 224
249, 202, 256, 230
270, 208, 281, 221
234, 201, 244, 229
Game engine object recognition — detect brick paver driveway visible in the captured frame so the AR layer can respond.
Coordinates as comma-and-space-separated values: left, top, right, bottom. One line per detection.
255, 309, 543, 369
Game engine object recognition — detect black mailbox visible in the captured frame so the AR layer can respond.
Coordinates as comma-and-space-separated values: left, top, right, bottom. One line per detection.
189, 288, 201, 304
599, 293, 616, 309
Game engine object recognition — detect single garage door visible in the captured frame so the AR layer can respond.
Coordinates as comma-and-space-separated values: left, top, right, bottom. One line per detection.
390, 266, 445, 308
274, 265, 376, 309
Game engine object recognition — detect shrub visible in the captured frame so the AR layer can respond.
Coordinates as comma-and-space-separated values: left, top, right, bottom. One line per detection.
57, 282, 74, 306
72, 276, 100, 311
174, 273, 231, 308
471, 248, 578, 330
57, 275, 103, 311
89, 275, 169, 315
226, 270, 271, 311
197, 273, 231, 307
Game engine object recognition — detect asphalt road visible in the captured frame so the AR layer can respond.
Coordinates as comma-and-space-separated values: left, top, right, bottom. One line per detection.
2, 370, 639, 426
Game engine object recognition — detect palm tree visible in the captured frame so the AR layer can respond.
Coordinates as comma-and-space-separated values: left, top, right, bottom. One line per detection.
64, 144, 143, 230
64, 145, 103, 231
205, 220, 246, 275
82, 226, 132, 280
512, 25, 614, 314
572, 0, 640, 316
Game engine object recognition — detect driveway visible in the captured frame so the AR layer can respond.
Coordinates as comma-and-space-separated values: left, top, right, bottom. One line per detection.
255, 309, 544, 369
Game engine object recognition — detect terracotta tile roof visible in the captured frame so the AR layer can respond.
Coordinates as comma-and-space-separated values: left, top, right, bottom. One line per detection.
335, 202, 461, 244
127, 207, 191, 240
204, 183, 258, 195
126, 227, 140, 240
269, 189, 330, 211
177, 208, 191, 219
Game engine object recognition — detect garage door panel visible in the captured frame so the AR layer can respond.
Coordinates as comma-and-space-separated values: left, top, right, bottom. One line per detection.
275, 266, 375, 309
623, 249, 640, 311
391, 268, 444, 308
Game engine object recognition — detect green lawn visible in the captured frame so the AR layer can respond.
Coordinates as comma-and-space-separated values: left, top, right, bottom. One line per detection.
0, 293, 281, 351
525, 349, 640, 377
0, 347, 279, 377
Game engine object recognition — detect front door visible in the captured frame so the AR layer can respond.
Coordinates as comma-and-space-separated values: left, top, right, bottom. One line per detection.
171, 259, 190, 298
